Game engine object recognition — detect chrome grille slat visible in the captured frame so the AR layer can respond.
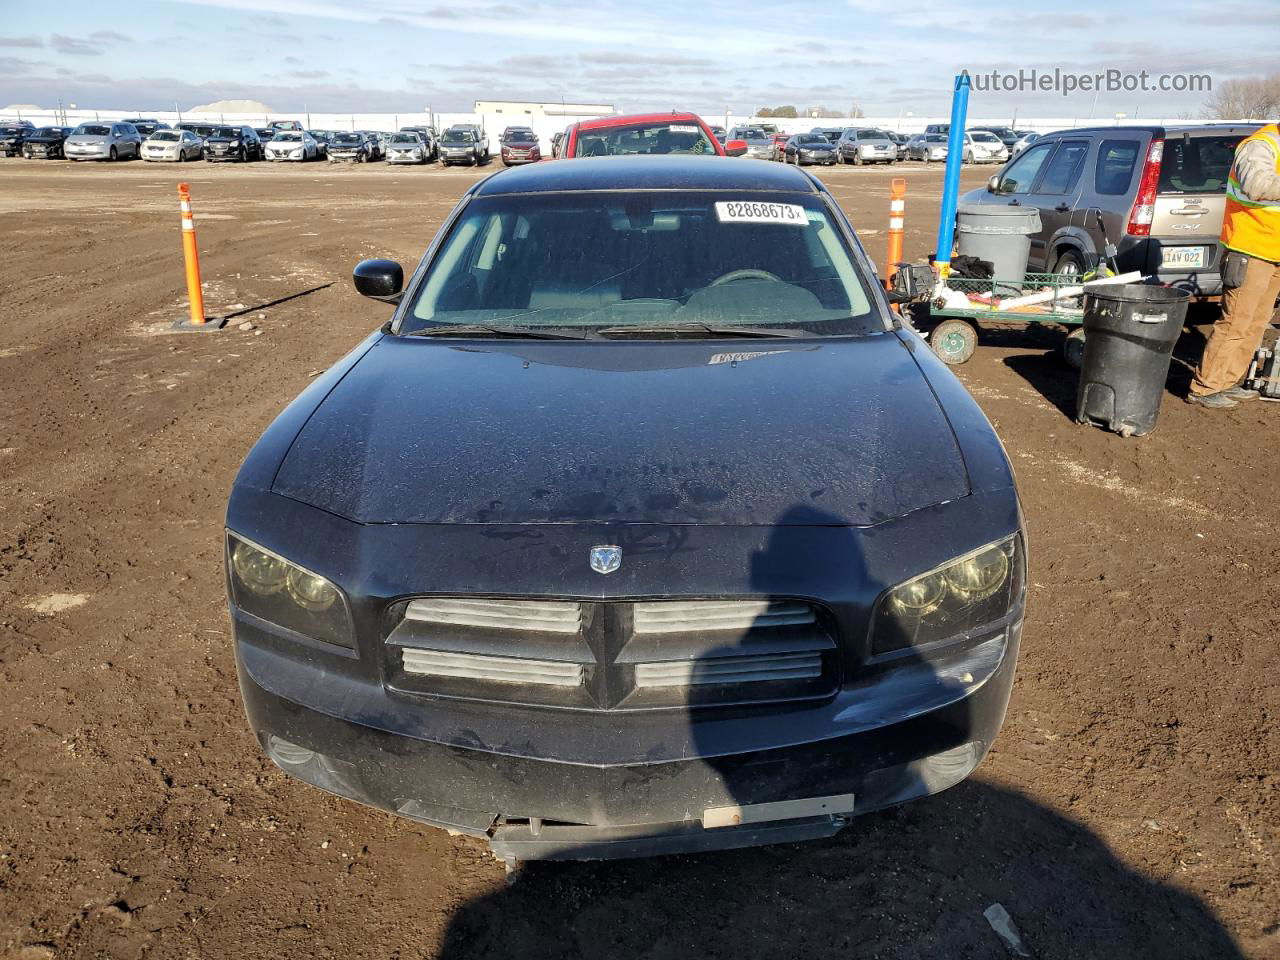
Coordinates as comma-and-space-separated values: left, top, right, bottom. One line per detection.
633, 600, 815, 634
405, 598, 582, 634
634, 653, 823, 688
401, 649, 584, 686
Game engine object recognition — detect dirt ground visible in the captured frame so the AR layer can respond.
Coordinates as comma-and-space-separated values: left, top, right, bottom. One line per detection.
0, 156, 1276, 960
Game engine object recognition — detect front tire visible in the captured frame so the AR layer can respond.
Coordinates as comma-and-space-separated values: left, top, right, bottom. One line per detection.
109, 146, 117, 161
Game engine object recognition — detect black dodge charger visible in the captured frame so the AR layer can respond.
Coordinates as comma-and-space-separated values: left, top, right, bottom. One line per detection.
226, 156, 1025, 862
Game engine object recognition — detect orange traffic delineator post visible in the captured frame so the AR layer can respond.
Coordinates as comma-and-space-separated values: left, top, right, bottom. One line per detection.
171, 182, 224, 331
884, 177, 907, 290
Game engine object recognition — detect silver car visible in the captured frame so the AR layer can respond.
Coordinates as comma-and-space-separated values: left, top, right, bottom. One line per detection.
836, 127, 897, 165
726, 126, 774, 160
142, 129, 203, 162
908, 133, 949, 163
65, 122, 142, 161
1011, 131, 1040, 156
385, 132, 430, 165
265, 130, 319, 162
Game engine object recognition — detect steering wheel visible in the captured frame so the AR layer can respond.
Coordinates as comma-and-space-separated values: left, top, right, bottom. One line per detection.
709, 268, 782, 287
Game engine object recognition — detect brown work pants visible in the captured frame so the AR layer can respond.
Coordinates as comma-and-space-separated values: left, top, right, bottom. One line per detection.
1191, 254, 1280, 395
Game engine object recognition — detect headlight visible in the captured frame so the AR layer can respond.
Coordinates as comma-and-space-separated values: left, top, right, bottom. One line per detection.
872, 535, 1023, 655
227, 533, 353, 648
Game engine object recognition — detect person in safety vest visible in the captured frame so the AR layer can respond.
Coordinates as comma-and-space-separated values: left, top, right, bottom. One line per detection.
1188, 123, 1280, 408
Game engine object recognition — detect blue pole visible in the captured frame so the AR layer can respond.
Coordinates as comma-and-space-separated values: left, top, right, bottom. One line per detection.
934, 71, 971, 277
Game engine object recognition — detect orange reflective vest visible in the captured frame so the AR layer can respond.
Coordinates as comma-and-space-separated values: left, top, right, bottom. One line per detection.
1221, 123, 1280, 263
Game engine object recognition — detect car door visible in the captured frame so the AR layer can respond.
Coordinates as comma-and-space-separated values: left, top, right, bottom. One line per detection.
1019, 138, 1092, 271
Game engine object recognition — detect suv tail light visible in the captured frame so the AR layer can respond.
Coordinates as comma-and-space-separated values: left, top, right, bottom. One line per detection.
1125, 139, 1164, 236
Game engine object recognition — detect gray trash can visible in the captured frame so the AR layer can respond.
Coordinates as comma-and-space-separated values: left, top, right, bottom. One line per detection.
955, 204, 1042, 292
1075, 284, 1191, 437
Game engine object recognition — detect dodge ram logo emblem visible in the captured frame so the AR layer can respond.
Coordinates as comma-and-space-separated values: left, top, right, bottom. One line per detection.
589, 545, 622, 575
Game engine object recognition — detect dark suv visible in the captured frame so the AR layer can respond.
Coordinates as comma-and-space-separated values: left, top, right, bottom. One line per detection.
960, 123, 1260, 297
203, 125, 262, 162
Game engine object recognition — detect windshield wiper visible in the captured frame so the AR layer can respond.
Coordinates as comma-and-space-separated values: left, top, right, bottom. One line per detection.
407, 324, 590, 340
594, 323, 804, 339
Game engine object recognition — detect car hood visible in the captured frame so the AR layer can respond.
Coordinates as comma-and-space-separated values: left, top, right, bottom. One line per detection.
503, 139, 538, 148
67, 136, 107, 145
271, 333, 970, 526
442, 140, 475, 147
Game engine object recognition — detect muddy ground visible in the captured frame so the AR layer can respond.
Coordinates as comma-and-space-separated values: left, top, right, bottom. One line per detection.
0, 157, 1276, 960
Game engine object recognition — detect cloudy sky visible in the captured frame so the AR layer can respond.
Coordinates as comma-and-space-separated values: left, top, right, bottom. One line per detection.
0, 0, 1268, 118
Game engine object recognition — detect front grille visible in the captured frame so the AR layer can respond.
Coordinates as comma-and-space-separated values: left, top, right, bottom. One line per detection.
405, 597, 582, 634
402, 649, 584, 686
633, 599, 814, 634
385, 597, 835, 710
634, 651, 824, 688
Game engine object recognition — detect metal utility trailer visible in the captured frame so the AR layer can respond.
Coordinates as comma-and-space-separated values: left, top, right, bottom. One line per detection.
898, 269, 1089, 367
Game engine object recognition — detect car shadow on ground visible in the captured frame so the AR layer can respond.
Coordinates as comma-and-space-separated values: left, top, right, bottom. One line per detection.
434, 504, 1242, 960
435, 780, 1243, 960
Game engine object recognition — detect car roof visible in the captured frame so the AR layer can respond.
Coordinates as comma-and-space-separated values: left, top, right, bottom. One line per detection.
1037, 122, 1260, 138
577, 111, 704, 132
473, 155, 821, 196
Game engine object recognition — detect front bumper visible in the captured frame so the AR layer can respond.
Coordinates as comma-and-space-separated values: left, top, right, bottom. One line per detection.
66, 144, 111, 160
236, 615, 1019, 861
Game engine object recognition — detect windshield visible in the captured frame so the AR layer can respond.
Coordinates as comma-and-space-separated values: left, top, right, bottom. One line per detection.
391, 133, 419, 143
274, 132, 302, 142
445, 130, 476, 143
150, 131, 181, 142
926, 135, 947, 143
34, 127, 60, 137
795, 135, 827, 145
333, 133, 361, 143
402, 191, 880, 337
75, 125, 110, 136
1159, 135, 1241, 194
503, 130, 535, 141
574, 122, 715, 156
211, 127, 238, 138
971, 132, 1001, 143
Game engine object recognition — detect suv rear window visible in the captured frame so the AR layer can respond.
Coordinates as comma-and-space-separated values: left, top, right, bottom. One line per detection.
1159, 135, 1242, 194
1094, 140, 1140, 195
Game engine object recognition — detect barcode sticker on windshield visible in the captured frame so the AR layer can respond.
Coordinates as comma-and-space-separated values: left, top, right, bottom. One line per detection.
669, 124, 699, 133
715, 201, 807, 226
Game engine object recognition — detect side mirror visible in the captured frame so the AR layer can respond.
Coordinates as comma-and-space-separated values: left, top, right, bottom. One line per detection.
353, 259, 404, 302
987, 174, 1001, 193
724, 139, 748, 157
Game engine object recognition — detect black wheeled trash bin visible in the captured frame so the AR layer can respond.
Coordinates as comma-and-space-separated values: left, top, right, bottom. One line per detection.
1075, 284, 1191, 437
